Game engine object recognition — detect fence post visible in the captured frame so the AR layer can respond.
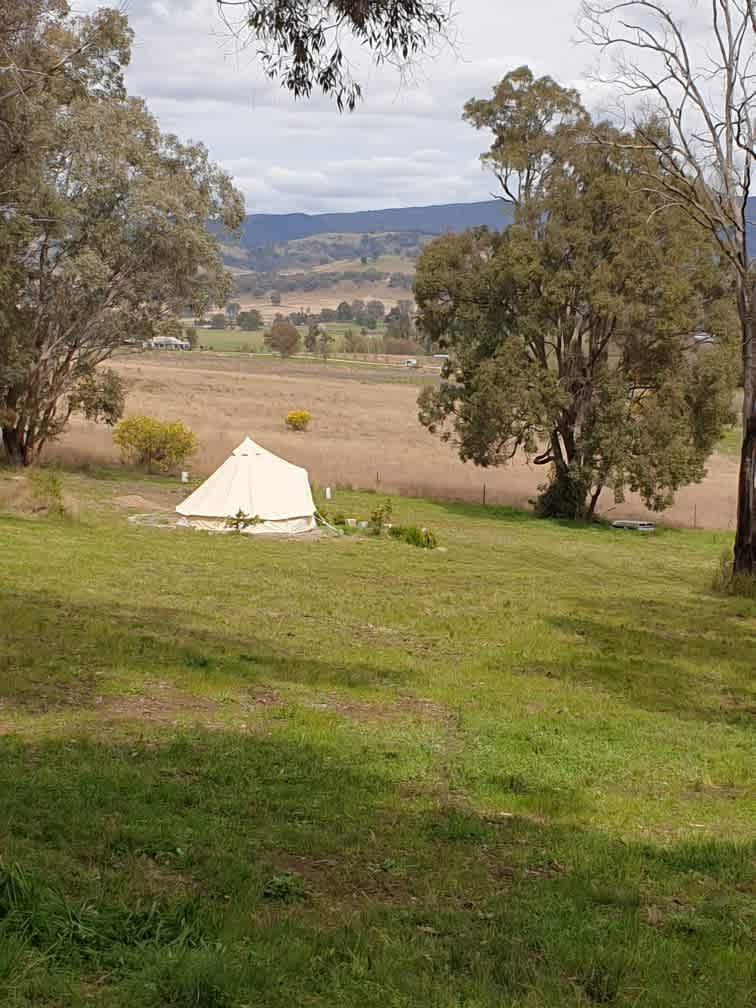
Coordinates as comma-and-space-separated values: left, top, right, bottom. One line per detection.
483, 484, 487, 507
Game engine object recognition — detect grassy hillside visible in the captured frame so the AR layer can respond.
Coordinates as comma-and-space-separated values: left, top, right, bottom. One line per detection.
213, 200, 513, 270
0, 467, 754, 1007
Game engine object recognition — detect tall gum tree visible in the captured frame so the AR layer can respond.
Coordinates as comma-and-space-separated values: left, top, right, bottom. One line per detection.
416, 69, 739, 520
579, 0, 755, 571
0, 3, 244, 464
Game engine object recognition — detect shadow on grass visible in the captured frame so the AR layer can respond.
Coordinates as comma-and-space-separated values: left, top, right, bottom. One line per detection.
436, 500, 535, 525
0, 728, 752, 1008
0, 589, 415, 712
543, 594, 755, 725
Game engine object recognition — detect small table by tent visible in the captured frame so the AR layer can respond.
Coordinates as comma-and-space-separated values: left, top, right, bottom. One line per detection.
176, 437, 317, 535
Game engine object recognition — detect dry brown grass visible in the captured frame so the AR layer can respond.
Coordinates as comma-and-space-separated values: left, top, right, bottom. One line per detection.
47, 353, 740, 530
234, 281, 408, 323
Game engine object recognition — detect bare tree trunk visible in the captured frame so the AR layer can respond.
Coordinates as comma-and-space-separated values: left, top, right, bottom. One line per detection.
734, 417, 756, 574
580, 0, 754, 574
734, 286, 755, 574
587, 484, 604, 519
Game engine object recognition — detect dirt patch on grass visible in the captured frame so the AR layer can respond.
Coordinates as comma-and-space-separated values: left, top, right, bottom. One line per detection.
263, 851, 420, 908
113, 494, 170, 511
0, 684, 283, 737
307, 693, 454, 725
96, 689, 226, 727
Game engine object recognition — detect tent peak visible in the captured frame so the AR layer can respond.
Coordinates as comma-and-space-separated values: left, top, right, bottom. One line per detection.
233, 437, 265, 456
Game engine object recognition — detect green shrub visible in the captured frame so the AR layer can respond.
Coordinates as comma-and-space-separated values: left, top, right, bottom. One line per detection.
368, 498, 393, 535
711, 549, 756, 598
534, 470, 591, 521
113, 416, 197, 474
224, 510, 262, 533
261, 873, 307, 903
285, 410, 311, 432
389, 524, 438, 549
310, 484, 330, 521
28, 468, 65, 516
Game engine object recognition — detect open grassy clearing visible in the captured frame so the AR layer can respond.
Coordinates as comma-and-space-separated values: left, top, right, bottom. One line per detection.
0, 466, 754, 1007
195, 330, 266, 353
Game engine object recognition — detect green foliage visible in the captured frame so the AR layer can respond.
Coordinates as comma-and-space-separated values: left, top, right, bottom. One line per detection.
368, 497, 393, 535
416, 68, 738, 521
265, 320, 300, 357
533, 468, 592, 521
67, 368, 126, 426
317, 327, 335, 359
388, 523, 438, 548
304, 323, 321, 353
227, 0, 450, 111
210, 314, 227, 330
27, 468, 65, 517
113, 417, 197, 474
261, 873, 307, 903
285, 410, 311, 432
237, 309, 262, 331
224, 510, 262, 533
0, 3, 244, 466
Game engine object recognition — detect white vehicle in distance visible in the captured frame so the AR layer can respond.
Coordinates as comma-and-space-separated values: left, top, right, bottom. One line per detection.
404, 358, 418, 368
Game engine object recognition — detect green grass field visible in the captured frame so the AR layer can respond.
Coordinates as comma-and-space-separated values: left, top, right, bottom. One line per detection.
195, 329, 266, 353
0, 467, 754, 1007
196, 323, 389, 355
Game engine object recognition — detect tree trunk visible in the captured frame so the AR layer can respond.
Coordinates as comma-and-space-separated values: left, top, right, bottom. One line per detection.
1, 426, 26, 466
587, 484, 604, 519
733, 285, 755, 576
733, 414, 755, 575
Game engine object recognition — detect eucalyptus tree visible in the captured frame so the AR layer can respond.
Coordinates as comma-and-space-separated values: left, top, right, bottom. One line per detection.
416, 69, 738, 519
217, 0, 452, 109
0, 2, 243, 464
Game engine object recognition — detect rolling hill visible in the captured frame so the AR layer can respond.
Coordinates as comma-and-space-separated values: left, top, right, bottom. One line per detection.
215, 200, 514, 271
239, 199, 513, 246
218, 196, 755, 276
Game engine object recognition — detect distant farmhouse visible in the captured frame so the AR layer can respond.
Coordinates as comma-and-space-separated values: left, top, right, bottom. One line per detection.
147, 335, 190, 351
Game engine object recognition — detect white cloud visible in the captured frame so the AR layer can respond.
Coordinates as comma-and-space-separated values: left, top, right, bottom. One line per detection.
76, 0, 608, 213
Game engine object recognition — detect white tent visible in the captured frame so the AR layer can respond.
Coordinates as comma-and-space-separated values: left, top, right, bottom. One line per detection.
176, 437, 317, 535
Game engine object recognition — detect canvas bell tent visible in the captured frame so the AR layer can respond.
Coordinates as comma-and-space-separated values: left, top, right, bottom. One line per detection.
176, 437, 317, 535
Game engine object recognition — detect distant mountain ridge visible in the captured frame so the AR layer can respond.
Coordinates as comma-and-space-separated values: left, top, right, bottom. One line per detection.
217, 196, 754, 275
236, 200, 513, 248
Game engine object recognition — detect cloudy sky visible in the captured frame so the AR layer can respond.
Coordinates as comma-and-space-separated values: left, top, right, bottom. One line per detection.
72, 1, 645, 215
